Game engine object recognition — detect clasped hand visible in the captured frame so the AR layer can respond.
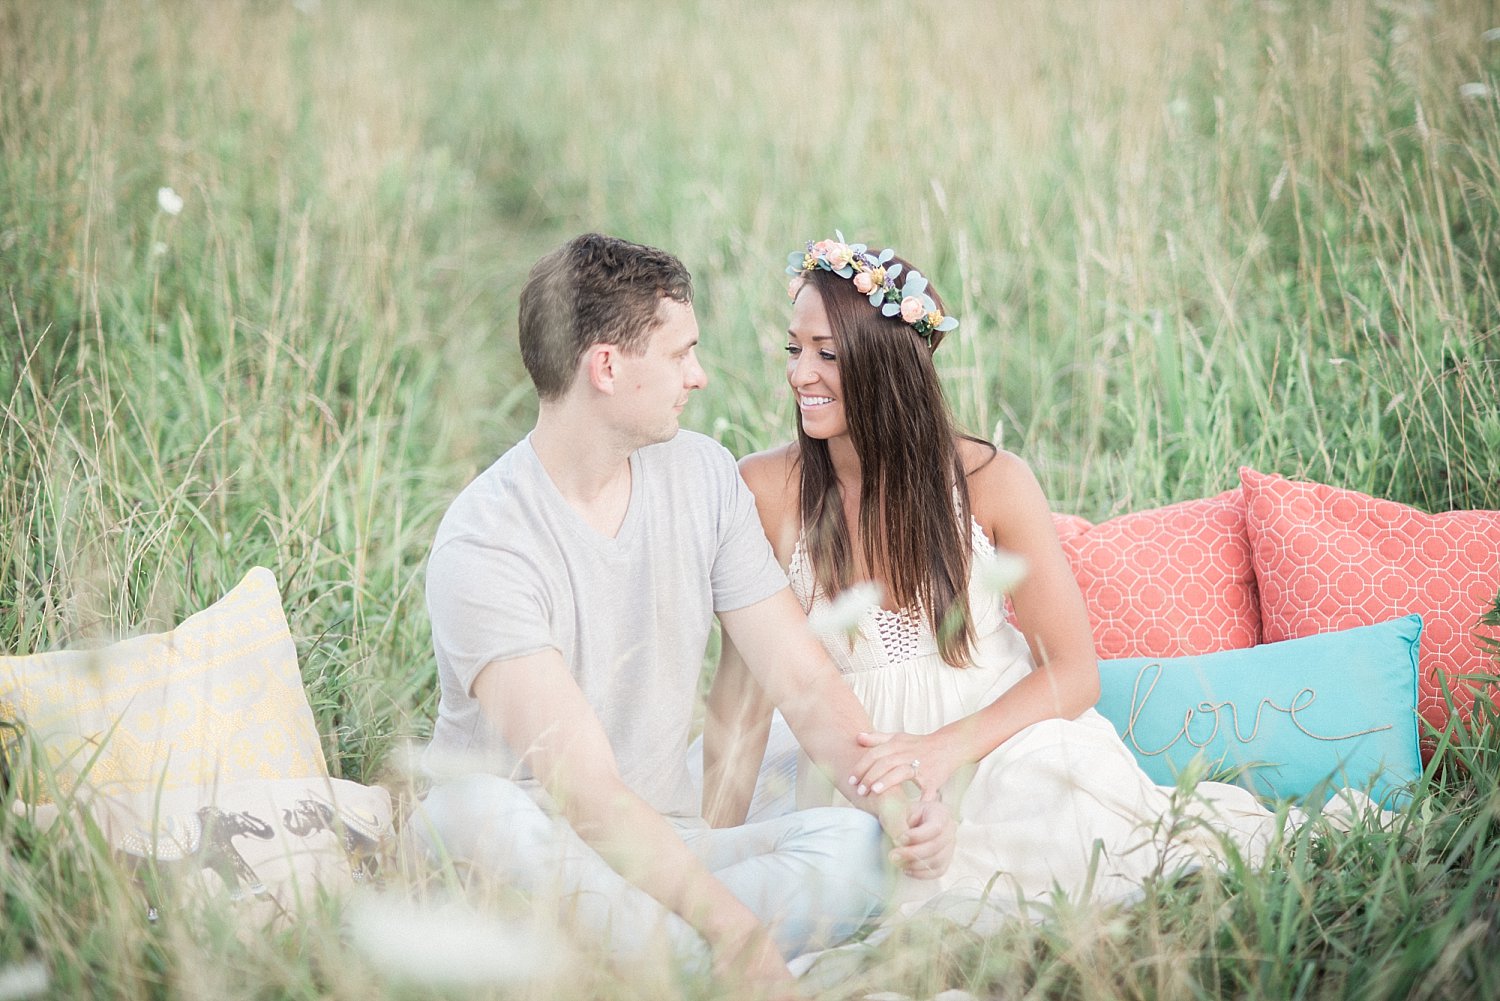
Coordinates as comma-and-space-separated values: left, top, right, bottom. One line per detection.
882, 797, 955, 879
854, 728, 961, 879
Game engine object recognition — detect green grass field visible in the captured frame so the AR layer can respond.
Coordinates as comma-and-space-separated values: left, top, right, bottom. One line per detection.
3, 0, 1500, 997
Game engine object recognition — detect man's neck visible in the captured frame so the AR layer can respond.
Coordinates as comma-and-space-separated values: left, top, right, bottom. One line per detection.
530, 403, 636, 537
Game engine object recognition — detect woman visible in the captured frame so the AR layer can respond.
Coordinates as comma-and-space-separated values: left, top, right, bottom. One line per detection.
703, 235, 1318, 917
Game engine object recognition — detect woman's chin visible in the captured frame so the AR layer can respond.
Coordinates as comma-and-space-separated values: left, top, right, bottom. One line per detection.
797, 419, 845, 441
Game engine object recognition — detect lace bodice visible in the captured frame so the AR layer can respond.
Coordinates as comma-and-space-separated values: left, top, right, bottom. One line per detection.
788, 518, 1008, 674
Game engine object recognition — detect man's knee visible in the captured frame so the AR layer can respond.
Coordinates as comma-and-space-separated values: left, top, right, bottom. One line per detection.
787, 807, 884, 860
413, 773, 552, 865
786, 807, 890, 906
772, 808, 890, 951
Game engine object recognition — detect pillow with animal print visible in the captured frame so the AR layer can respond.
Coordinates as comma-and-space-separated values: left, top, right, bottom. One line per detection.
22, 776, 393, 922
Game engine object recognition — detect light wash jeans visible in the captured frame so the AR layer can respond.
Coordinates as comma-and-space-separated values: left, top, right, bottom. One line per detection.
411, 773, 888, 970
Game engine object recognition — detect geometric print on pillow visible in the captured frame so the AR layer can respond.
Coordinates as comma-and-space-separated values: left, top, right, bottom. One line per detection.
1053, 489, 1262, 660
0, 567, 328, 802
1240, 467, 1500, 740
1050, 512, 1094, 544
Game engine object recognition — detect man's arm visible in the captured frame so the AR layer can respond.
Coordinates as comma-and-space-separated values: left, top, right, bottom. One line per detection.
702, 634, 774, 828
717, 589, 956, 877
472, 649, 794, 990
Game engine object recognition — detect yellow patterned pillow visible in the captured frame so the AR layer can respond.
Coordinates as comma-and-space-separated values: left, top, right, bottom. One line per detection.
0, 567, 328, 801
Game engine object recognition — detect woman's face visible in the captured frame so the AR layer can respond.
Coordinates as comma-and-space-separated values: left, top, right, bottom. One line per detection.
786, 284, 847, 441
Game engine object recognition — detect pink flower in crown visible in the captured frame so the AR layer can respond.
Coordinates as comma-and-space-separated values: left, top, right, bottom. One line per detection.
822, 242, 854, 270
810, 239, 839, 262
787, 276, 805, 301
853, 271, 877, 294
900, 296, 926, 323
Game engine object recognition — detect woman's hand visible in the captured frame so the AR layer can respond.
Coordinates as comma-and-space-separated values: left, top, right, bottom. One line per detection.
849, 729, 967, 802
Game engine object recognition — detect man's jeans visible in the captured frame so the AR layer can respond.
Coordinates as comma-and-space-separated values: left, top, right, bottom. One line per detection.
411, 773, 889, 969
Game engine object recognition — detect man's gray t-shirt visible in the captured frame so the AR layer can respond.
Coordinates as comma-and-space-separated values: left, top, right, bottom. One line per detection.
423, 430, 787, 820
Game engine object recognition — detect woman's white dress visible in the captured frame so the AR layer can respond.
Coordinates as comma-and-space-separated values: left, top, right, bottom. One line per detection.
790, 519, 1325, 917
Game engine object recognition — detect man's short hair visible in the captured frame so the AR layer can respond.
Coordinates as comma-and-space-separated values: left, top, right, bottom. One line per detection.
518, 233, 694, 400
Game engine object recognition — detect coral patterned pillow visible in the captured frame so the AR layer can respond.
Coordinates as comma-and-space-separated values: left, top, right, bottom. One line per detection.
1051, 512, 1093, 543
1053, 490, 1261, 659
1240, 468, 1500, 738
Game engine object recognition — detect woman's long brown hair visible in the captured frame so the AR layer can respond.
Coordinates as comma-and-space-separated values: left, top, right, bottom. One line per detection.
795, 257, 989, 667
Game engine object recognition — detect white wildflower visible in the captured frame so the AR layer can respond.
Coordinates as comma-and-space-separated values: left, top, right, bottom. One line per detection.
0, 961, 48, 1001
347, 895, 568, 987
1459, 82, 1491, 101
973, 549, 1028, 597
807, 581, 882, 641
1483, 27, 1500, 43
1267, 163, 1288, 203
156, 186, 183, 215
150, 241, 168, 258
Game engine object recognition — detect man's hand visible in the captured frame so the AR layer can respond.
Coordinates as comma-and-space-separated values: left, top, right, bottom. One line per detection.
707, 918, 802, 1000
887, 799, 956, 879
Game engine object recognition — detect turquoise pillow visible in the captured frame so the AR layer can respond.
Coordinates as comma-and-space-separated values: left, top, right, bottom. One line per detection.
1094, 614, 1423, 805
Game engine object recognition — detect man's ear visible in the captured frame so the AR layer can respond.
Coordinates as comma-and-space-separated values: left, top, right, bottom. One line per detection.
583, 343, 617, 395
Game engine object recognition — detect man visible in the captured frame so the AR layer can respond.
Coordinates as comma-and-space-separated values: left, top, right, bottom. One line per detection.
414, 234, 953, 993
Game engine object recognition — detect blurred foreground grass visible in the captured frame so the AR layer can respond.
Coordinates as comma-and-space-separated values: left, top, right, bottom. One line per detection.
3, 0, 1500, 998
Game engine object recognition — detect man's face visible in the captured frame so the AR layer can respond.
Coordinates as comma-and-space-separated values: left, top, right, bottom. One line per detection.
612, 297, 708, 446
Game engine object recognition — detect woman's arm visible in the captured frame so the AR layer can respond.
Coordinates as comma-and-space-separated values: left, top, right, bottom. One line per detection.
849, 445, 1100, 800
702, 634, 774, 827
701, 447, 800, 826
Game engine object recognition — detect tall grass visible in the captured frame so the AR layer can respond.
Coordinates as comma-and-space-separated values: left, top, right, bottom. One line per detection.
3, 0, 1499, 997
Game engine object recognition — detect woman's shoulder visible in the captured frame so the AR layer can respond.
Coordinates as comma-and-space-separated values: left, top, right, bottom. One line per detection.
737, 442, 801, 562
737, 442, 800, 499
957, 437, 1032, 489
958, 439, 1051, 540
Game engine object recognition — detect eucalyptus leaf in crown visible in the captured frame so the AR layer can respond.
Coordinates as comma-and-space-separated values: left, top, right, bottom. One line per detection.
786, 231, 959, 341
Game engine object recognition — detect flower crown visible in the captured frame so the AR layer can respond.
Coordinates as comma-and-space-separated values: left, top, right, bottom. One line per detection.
786, 233, 959, 341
